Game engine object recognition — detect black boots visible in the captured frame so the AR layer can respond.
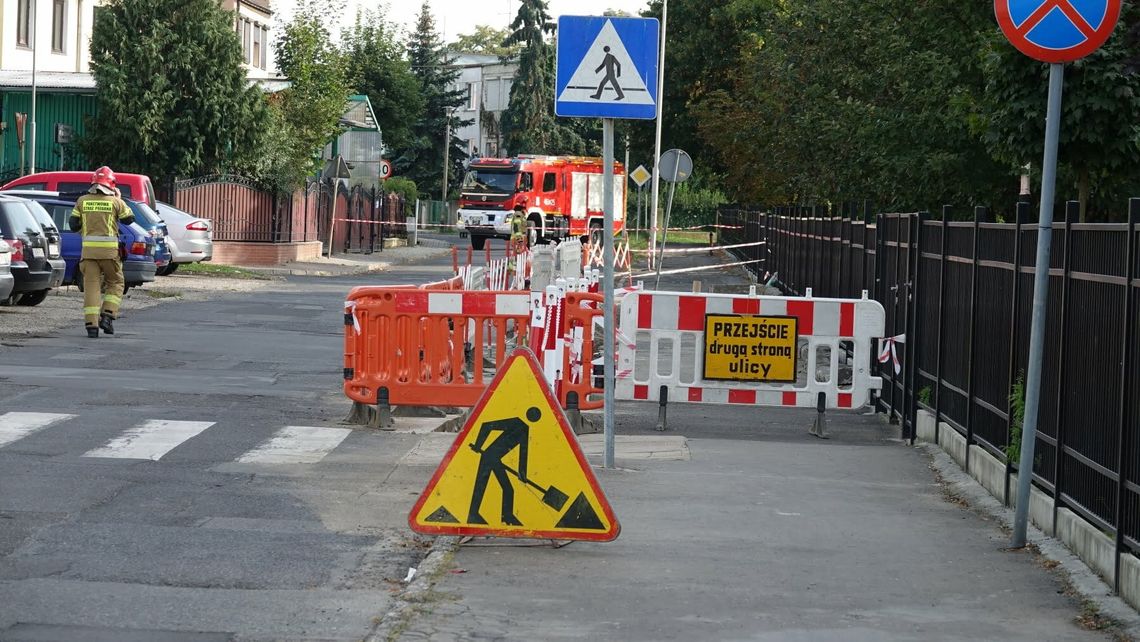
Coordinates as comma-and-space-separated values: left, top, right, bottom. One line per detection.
98, 312, 114, 335
86, 325, 99, 338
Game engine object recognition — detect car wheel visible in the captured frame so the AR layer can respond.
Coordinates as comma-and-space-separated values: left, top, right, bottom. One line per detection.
16, 290, 49, 306
587, 221, 603, 247
165, 263, 179, 275
470, 234, 486, 250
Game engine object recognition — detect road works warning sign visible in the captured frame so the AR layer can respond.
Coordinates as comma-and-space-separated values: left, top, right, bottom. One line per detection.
409, 348, 620, 542
703, 314, 798, 383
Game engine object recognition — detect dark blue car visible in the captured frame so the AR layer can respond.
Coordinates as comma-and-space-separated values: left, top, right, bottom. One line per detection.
124, 199, 172, 271
1, 190, 157, 290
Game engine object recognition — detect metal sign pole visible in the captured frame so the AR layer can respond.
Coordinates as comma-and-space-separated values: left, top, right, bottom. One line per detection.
1012, 62, 1064, 548
648, 0, 668, 269
602, 118, 617, 469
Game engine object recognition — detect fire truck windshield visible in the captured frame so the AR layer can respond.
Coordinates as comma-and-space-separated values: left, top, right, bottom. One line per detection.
462, 169, 518, 194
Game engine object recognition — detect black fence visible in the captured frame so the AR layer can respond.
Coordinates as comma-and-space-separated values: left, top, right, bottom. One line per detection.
721, 201, 1139, 588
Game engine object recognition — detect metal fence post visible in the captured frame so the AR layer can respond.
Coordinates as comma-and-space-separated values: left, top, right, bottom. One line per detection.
1005, 201, 1028, 505
1114, 198, 1139, 592
934, 206, 950, 444
875, 211, 888, 414
905, 212, 927, 442
965, 206, 985, 468
1050, 202, 1077, 535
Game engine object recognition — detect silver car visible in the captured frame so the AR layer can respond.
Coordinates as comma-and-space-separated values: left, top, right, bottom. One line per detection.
0, 239, 13, 303
155, 201, 213, 276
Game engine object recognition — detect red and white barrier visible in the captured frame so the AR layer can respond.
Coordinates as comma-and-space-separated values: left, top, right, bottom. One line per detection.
615, 289, 885, 410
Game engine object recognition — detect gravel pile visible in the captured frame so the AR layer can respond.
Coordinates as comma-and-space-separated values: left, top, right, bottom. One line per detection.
0, 274, 279, 342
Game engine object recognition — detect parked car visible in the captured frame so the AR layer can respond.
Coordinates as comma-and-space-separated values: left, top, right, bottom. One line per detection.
155, 201, 213, 275
0, 240, 14, 303
124, 199, 172, 272
1, 171, 157, 209
0, 190, 157, 291
0, 195, 67, 306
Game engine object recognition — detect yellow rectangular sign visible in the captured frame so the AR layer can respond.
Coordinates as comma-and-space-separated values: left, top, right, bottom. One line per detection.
703, 314, 798, 383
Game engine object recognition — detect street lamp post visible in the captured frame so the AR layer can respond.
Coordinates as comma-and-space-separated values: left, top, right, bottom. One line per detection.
442, 110, 452, 203
29, 0, 39, 174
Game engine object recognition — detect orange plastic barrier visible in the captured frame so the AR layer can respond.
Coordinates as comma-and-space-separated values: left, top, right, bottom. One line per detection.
344, 288, 532, 409
558, 291, 606, 410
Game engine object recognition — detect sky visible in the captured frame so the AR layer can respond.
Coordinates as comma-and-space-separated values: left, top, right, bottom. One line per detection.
278, 0, 651, 42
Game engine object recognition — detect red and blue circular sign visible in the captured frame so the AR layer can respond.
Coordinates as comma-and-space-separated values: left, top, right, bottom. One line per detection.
995, 0, 1121, 63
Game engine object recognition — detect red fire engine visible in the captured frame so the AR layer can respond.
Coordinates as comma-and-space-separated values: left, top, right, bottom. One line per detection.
456, 155, 626, 249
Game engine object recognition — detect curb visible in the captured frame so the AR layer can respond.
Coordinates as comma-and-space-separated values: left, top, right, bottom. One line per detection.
239, 262, 392, 277
365, 536, 459, 642
921, 443, 1140, 638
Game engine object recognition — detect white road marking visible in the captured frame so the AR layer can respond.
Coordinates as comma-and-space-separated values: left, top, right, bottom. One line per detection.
0, 412, 76, 448
236, 426, 352, 464
84, 420, 215, 460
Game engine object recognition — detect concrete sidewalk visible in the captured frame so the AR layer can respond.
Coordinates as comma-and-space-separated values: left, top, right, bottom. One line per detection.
239, 242, 453, 277
377, 241, 1130, 641
387, 406, 1121, 641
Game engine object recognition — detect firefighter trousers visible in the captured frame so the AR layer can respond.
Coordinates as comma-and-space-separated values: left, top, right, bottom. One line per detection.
79, 258, 124, 325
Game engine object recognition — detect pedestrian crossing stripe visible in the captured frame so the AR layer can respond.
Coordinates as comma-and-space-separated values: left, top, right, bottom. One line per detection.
0, 412, 354, 465
556, 19, 654, 106
409, 348, 620, 542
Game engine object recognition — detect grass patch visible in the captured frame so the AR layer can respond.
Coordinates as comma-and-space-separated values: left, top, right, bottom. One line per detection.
178, 263, 271, 280
625, 230, 717, 251
139, 289, 182, 299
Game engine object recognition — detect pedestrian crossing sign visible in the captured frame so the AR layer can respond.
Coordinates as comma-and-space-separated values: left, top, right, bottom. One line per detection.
408, 348, 620, 541
555, 15, 659, 120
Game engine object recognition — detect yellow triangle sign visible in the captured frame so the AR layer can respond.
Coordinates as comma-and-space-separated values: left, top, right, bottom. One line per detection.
409, 348, 620, 541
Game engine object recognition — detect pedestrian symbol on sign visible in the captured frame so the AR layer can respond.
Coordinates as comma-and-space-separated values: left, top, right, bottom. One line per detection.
590, 47, 624, 101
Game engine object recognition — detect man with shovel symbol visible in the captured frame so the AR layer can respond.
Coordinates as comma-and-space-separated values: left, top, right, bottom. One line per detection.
467, 407, 569, 526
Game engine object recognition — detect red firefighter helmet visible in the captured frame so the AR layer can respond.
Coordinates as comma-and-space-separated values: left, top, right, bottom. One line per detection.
92, 166, 116, 190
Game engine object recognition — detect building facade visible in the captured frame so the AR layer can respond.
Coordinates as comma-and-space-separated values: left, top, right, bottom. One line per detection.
449, 53, 518, 160
220, 0, 275, 79
0, 0, 99, 74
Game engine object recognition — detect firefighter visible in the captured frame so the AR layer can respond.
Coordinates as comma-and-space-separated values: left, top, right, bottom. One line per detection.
69, 166, 135, 338
509, 204, 528, 253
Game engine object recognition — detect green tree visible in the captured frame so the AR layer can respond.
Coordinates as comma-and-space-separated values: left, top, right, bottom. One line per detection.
980, 6, 1140, 221
501, 0, 586, 155
265, 0, 353, 191
452, 25, 521, 58
344, 11, 425, 162
84, 0, 267, 187
404, 2, 470, 198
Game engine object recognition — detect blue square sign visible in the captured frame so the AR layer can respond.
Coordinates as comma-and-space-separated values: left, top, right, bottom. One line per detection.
555, 16, 660, 120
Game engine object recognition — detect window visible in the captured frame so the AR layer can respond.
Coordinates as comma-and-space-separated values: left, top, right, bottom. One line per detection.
542, 173, 557, 192
16, 0, 32, 47
52, 0, 67, 53
518, 172, 533, 192
468, 82, 479, 110
242, 20, 251, 64
252, 23, 262, 70
259, 26, 268, 70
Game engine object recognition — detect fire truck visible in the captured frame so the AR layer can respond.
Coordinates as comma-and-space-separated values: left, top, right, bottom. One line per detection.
456, 155, 626, 249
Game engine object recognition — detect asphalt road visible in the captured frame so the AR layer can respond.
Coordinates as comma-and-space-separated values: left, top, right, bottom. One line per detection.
1, 235, 1112, 641
0, 239, 481, 641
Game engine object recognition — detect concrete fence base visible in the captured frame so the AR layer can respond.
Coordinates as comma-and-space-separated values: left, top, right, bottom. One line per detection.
915, 409, 1139, 613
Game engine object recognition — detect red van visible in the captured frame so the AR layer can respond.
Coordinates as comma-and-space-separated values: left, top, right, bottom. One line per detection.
1, 171, 157, 208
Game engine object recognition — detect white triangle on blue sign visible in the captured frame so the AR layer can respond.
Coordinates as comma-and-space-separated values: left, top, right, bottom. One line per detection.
557, 20, 653, 106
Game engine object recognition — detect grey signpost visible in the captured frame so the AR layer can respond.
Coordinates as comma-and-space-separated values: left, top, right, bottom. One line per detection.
556, 16, 660, 469
993, 0, 1121, 547
653, 149, 693, 289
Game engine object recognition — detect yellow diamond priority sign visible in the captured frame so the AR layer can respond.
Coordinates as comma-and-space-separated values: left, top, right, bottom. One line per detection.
409, 349, 620, 541
629, 164, 651, 188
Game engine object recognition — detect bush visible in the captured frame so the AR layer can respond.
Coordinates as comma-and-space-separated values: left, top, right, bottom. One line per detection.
384, 176, 418, 202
